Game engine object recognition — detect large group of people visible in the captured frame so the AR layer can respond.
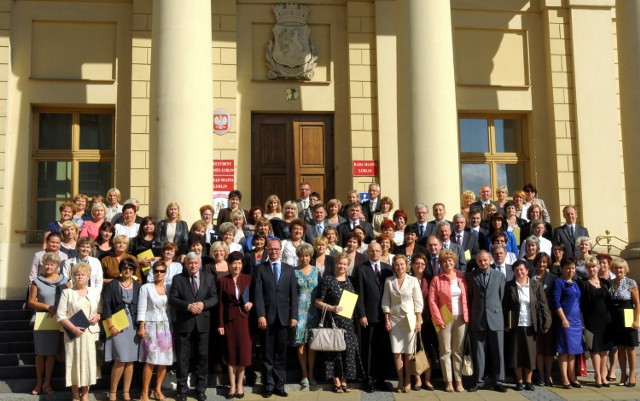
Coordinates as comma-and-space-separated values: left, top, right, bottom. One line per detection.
26, 182, 639, 399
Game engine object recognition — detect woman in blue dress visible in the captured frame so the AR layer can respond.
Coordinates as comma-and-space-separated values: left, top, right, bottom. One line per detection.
292, 243, 320, 387
552, 257, 583, 389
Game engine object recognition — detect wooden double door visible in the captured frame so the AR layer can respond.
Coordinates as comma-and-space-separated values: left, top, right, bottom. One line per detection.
251, 114, 334, 208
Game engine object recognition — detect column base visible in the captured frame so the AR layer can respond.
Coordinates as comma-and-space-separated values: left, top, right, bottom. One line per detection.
621, 244, 640, 282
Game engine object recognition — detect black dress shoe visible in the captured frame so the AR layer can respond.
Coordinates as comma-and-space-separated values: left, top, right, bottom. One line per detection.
423, 384, 435, 391
197, 392, 207, 401
375, 381, 388, 391
273, 389, 288, 397
235, 393, 245, 399
262, 391, 273, 398
494, 383, 508, 392
515, 383, 524, 391
411, 385, 421, 391
524, 383, 535, 391
363, 385, 375, 393
571, 381, 583, 388
176, 394, 188, 401
467, 384, 480, 392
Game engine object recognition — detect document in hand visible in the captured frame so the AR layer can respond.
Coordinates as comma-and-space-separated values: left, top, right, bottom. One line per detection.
102, 309, 130, 337
337, 290, 358, 318
34, 312, 61, 331
433, 304, 453, 333
64, 310, 91, 339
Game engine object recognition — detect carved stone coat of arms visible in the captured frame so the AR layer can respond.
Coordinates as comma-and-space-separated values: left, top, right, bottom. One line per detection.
266, 4, 318, 80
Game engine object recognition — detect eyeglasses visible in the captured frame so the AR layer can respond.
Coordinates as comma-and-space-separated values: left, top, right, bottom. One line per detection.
153, 270, 167, 274
121, 266, 135, 271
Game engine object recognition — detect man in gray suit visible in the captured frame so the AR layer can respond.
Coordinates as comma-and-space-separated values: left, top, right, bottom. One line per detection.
467, 250, 507, 392
491, 245, 513, 282
553, 205, 590, 258
436, 221, 466, 271
470, 185, 499, 210
304, 204, 328, 244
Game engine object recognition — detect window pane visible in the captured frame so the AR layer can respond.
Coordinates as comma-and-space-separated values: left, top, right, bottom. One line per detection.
461, 163, 490, 194
459, 118, 489, 153
496, 163, 525, 194
80, 114, 113, 150
35, 200, 59, 241
495, 119, 523, 153
79, 161, 112, 196
37, 161, 71, 197
38, 113, 72, 149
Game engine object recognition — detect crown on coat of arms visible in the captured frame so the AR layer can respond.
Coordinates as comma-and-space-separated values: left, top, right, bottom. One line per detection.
273, 3, 310, 25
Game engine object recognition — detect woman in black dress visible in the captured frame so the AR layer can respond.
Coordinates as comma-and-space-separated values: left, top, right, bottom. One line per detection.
578, 256, 612, 387
314, 253, 363, 393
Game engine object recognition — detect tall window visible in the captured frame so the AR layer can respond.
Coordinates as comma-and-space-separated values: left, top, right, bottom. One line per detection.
458, 115, 528, 197
31, 109, 114, 242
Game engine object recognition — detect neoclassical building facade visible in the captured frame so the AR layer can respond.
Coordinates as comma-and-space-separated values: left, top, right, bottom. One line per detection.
0, 0, 639, 298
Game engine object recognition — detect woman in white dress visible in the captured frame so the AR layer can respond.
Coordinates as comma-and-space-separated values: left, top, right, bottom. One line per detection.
382, 254, 423, 393
57, 262, 102, 401
137, 260, 173, 401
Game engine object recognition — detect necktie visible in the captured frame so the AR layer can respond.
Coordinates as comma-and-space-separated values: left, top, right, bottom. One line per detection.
351, 221, 358, 230
419, 224, 425, 238
431, 257, 438, 275
444, 242, 449, 250
191, 275, 199, 295
303, 200, 308, 209
456, 234, 462, 245
482, 271, 489, 287
569, 225, 575, 238
272, 263, 280, 283
317, 225, 323, 235
373, 263, 380, 281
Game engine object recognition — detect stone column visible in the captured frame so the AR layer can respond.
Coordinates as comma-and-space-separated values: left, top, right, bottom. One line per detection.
617, 0, 640, 266
149, 0, 213, 223
396, 0, 460, 211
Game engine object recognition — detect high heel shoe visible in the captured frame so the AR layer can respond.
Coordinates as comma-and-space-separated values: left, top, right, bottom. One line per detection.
152, 391, 167, 401
109, 391, 117, 401
445, 382, 454, 392
123, 391, 132, 401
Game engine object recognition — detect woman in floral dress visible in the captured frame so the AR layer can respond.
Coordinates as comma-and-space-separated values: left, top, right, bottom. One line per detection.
137, 260, 173, 401
315, 253, 363, 393
293, 243, 321, 386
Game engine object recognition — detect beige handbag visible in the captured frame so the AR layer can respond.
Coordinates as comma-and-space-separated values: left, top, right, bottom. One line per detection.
309, 306, 346, 352
462, 335, 474, 376
411, 334, 430, 375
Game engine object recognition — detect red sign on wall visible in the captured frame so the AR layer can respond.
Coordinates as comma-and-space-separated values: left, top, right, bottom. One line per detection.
213, 159, 235, 191
352, 160, 378, 177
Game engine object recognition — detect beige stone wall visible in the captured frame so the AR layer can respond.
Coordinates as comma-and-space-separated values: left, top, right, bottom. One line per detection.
347, 1, 378, 196
0, 0, 11, 295
130, 0, 152, 217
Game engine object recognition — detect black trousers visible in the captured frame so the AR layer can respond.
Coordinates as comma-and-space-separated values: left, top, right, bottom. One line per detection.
359, 321, 388, 384
176, 330, 210, 394
261, 321, 289, 392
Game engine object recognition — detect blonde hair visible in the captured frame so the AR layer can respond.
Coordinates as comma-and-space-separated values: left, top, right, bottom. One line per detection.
60, 221, 79, 241
165, 202, 181, 220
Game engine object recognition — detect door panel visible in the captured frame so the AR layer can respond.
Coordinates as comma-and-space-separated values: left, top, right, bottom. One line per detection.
252, 115, 333, 208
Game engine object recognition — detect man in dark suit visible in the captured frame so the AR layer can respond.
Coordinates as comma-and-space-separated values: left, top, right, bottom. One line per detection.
361, 183, 381, 223
352, 241, 393, 392
468, 208, 489, 250
470, 185, 499, 210
452, 213, 479, 259
295, 182, 313, 222
424, 235, 443, 282
410, 203, 435, 246
553, 205, 590, 258
254, 238, 298, 398
169, 252, 219, 401
337, 202, 375, 246
427, 203, 452, 234
304, 204, 328, 244
466, 250, 507, 393
436, 221, 467, 271
491, 245, 513, 282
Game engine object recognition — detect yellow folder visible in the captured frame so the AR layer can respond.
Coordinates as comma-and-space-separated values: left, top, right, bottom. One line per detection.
433, 304, 453, 333
337, 290, 358, 318
34, 312, 61, 331
624, 309, 635, 328
102, 309, 130, 337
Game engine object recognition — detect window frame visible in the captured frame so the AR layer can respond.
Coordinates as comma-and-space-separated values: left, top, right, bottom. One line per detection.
30, 107, 115, 242
458, 114, 529, 194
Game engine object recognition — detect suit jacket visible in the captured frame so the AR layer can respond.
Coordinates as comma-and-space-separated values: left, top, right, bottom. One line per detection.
57, 287, 102, 335
491, 263, 514, 283
424, 253, 443, 283
243, 249, 269, 277
471, 200, 499, 210
102, 278, 142, 322
169, 270, 218, 333
520, 221, 554, 245
296, 199, 313, 223
553, 224, 590, 258
394, 243, 428, 259
467, 267, 505, 331
218, 273, 251, 327
254, 260, 298, 326
361, 199, 381, 223
455, 230, 479, 258
304, 219, 329, 244
409, 222, 435, 245
381, 275, 423, 331
337, 220, 375, 247
352, 260, 393, 323
503, 278, 551, 334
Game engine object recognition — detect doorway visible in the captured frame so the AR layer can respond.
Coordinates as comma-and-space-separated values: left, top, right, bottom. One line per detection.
251, 114, 334, 207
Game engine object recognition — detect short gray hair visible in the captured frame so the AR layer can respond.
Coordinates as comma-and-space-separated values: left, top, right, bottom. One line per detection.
185, 252, 199, 261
